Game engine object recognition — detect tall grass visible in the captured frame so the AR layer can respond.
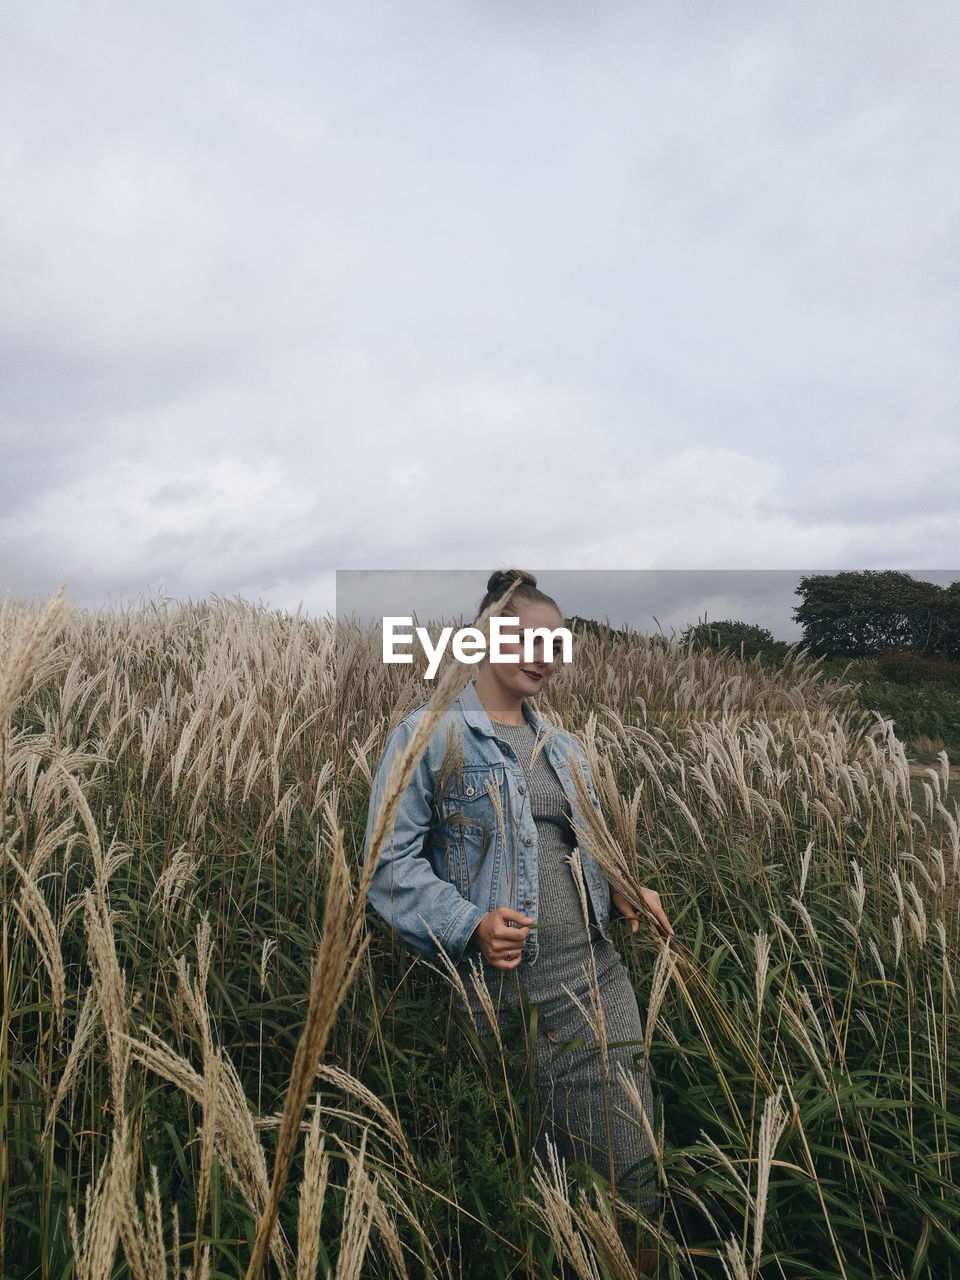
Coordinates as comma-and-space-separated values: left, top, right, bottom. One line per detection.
1, 595, 957, 1277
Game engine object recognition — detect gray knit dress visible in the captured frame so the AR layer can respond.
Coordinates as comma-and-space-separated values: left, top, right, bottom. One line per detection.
454, 710, 656, 1215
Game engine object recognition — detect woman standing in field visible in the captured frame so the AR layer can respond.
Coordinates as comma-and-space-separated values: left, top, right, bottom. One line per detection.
364, 570, 673, 1268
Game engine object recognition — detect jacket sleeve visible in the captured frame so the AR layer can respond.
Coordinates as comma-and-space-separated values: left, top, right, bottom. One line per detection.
363, 717, 486, 962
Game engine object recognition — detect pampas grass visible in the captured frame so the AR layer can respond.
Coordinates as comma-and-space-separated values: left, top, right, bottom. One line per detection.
1, 590, 958, 1277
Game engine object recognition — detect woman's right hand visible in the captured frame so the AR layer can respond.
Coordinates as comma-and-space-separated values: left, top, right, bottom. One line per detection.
470, 908, 534, 969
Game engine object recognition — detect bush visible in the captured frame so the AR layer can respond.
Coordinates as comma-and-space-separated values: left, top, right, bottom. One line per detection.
679, 620, 776, 656
874, 649, 960, 685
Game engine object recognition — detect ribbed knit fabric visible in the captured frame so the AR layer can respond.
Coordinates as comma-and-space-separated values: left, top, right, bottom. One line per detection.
455, 710, 656, 1215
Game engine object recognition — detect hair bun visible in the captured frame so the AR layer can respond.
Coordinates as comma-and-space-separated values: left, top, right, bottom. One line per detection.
475, 568, 557, 625
486, 568, 537, 596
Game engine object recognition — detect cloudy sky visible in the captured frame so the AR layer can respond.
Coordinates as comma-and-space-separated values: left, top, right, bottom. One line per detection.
2, 1, 958, 626
337, 568, 958, 640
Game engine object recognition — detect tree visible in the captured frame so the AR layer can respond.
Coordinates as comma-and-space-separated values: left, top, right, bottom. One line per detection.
940, 581, 960, 660
793, 571, 960, 657
679, 619, 776, 659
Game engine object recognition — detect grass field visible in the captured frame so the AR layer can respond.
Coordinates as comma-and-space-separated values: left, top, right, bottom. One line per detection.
1, 593, 958, 1278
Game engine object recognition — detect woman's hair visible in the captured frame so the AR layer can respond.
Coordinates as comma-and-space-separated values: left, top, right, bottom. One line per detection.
474, 569, 562, 623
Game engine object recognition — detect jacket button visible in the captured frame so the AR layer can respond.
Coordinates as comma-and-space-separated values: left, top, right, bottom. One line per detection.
523, 898, 532, 907
524, 836, 532, 846
518, 784, 526, 795
465, 786, 474, 796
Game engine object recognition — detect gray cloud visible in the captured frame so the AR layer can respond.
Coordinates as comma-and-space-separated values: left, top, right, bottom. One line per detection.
336, 570, 792, 636
2, 1, 959, 618
338, 568, 960, 642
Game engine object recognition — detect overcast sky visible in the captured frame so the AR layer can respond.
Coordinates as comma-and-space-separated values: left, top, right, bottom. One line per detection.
2, 1, 958, 624
336, 569, 959, 640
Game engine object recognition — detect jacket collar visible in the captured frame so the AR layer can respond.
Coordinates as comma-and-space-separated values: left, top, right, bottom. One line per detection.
456, 678, 551, 738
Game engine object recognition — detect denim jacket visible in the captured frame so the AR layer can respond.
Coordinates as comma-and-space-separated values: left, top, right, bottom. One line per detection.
364, 679, 613, 964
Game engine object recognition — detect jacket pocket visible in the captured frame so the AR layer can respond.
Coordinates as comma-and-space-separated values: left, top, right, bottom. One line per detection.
434, 765, 505, 894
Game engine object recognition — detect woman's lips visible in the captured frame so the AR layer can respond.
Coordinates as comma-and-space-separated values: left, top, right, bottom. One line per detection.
521, 669, 543, 681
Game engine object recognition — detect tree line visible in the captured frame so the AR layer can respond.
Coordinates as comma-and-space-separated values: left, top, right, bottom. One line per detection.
793, 570, 960, 659
678, 571, 960, 662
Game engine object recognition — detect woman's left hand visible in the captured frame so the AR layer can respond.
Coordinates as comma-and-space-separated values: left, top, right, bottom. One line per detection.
611, 886, 674, 938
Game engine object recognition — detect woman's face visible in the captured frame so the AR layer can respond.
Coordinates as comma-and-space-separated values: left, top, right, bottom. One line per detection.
482, 599, 566, 699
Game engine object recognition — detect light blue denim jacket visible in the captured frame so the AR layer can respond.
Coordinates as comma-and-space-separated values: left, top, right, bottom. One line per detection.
364, 680, 613, 963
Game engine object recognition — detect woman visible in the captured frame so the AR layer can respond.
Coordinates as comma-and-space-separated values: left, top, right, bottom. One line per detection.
364, 570, 673, 1252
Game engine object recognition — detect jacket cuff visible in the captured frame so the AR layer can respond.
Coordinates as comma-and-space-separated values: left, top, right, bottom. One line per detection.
432, 899, 486, 963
